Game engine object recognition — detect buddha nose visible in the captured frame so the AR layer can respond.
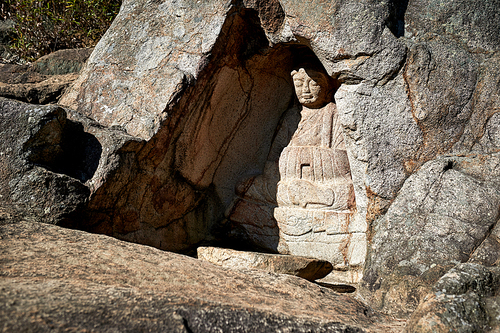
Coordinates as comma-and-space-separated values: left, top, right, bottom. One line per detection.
303, 79, 311, 93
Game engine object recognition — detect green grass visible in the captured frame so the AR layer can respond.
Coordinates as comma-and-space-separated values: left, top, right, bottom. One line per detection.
1, 0, 121, 62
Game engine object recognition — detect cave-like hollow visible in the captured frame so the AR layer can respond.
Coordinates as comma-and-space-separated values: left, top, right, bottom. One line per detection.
79, 6, 349, 258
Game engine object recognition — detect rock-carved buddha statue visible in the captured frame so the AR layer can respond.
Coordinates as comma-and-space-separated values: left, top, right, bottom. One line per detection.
229, 67, 365, 281
274, 68, 361, 273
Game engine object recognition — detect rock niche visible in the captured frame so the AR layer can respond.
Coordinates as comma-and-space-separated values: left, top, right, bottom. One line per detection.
1, 0, 500, 331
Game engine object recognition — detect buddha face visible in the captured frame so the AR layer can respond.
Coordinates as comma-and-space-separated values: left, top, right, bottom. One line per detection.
291, 68, 330, 108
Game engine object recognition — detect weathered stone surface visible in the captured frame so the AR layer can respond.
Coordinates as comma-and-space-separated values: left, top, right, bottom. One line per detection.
360, 154, 500, 316
0, 63, 38, 84
273, 68, 364, 282
0, 49, 92, 83
455, 54, 500, 155
63, 109, 144, 198
58, 0, 232, 139
48, 0, 500, 323
0, 97, 144, 229
279, 0, 405, 82
0, 98, 91, 224
0, 221, 406, 332
336, 71, 422, 222
0, 72, 78, 104
0, 49, 92, 104
404, 0, 500, 52
0, 19, 14, 45
197, 246, 333, 281
469, 222, 500, 267
404, 36, 478, 166
31, 48, 93, 75
406, 263, 500, 333
354, 0, 500, 317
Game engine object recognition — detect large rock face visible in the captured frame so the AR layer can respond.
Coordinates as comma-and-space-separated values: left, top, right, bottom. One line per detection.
58, 0, 388, 271
361, 155, 500, 316
60, 0, 301, 254
24, 0, 498, 323
354, 0, 500, 317
59, 0, 233, 139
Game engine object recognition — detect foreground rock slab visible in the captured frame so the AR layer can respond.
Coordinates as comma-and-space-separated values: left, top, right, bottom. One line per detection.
0, 221, 405, 332
197, 246, 333, 281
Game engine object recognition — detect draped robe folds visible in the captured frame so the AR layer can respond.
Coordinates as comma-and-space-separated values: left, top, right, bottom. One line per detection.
276, 103, 355, 212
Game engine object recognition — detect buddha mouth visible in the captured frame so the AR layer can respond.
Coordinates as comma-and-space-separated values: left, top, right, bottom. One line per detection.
300, 95, 317, 103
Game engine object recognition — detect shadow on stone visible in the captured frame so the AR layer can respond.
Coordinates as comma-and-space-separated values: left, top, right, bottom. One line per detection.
25, 118, 102, 183
388, 0, 409, 38
315, 282, 356, 293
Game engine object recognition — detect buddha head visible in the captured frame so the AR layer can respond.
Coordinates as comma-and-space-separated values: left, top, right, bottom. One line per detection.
291, 68, 332, 109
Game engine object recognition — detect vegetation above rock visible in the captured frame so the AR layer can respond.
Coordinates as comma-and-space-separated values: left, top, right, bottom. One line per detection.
0, 0, 120, 62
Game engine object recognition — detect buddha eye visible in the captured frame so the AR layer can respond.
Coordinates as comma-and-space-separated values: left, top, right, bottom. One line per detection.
310, 81, 319, 86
